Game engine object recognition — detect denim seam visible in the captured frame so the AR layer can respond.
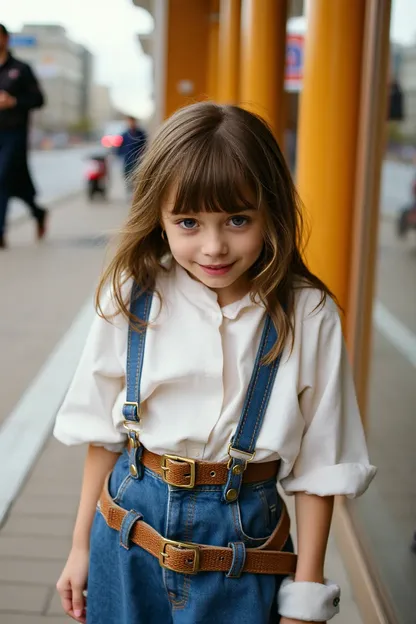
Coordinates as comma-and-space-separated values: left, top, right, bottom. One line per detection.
113, 475, 132, 504
231, 495, 273, 545
258, 486, 270, 530
163, 488, 190, 609
171, 491, 197, 609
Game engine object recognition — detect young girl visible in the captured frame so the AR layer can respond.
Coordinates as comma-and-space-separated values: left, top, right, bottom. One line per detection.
54, 102, 376, 624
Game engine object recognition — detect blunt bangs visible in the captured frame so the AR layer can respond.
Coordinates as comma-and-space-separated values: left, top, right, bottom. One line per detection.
167, 132, 262, 216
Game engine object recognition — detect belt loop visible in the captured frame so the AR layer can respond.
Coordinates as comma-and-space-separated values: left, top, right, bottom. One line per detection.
226, 541, 246, 578
120, 509, 143, 550
128, 432, 144, 480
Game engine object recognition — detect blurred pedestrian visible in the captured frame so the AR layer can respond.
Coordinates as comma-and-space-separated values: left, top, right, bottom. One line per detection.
118, 115, 147, 195
0, 24, 47, 249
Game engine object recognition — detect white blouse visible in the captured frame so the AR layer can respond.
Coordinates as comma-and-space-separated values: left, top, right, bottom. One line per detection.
54, 262, 376, 498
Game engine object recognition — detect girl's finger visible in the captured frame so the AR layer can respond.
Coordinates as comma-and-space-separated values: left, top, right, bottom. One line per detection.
58, 587, 73, 616
71, 584, 85, 620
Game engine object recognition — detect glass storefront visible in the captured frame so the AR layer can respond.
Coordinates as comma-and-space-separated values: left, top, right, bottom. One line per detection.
349, 2, 416, 622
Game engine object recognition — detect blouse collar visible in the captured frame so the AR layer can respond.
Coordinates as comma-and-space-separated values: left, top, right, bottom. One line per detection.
172, 261, 261, 320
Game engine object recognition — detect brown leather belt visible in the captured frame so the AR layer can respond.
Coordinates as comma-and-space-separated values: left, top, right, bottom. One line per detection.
99, 474, 297, 576
139, 447, 280, 488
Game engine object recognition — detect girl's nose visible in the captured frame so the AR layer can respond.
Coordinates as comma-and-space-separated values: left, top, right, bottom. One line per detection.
201, 231, 229, 257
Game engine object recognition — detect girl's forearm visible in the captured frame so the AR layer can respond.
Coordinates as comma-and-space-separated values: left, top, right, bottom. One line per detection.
72, 444, 121, 550
294, 493, 334, 582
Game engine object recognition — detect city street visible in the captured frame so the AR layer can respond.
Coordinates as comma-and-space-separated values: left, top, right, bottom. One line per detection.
8, 144, 116, 223
381, 159, 415, 217
0, 155, 414, 623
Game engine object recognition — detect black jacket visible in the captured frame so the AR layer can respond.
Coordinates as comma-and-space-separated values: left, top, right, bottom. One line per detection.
0, 53, 45, 131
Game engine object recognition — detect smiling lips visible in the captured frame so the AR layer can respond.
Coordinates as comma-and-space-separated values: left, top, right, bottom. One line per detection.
198, 263, 235, 276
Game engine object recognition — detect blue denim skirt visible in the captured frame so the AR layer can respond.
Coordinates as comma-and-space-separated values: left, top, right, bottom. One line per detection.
87, 449, 294, 623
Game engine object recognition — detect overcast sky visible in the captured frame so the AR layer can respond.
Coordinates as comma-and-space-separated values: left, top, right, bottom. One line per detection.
2, 0, 416, 118
2, 0, 154, 117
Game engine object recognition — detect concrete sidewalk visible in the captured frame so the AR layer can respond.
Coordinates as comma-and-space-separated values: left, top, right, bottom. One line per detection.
0, 177, 363, 623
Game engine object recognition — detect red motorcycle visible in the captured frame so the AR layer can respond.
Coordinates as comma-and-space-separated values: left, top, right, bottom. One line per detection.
84, 154, 109, 200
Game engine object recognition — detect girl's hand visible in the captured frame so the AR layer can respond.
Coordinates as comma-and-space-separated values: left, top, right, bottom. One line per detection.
280, 618, 326, 624
56, 546, 89, 623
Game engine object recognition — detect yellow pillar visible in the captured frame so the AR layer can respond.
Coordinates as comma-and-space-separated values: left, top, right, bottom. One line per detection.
207, 0, 220, 101
218, 0, 241, 103
296, 0, 366, 315
239, 0, 287, 140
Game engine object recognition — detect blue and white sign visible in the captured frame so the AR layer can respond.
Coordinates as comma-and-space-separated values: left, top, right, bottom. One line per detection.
285, 34, 304, 93
10, 34, 38, 48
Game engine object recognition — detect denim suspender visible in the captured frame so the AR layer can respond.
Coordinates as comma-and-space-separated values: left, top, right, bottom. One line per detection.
122, 286, 153, 480
122, 286, 282, 496
222, 314, 282, 503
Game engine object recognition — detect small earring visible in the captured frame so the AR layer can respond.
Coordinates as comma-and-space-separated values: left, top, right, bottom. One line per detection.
161, 229, 166, 241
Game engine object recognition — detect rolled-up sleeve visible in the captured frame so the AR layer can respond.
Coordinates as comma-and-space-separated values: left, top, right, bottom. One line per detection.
280, 303, 376, 498
53, 293, 128, 453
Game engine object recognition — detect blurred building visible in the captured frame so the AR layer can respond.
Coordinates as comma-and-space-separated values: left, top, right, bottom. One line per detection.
90, 84, 116, 133
80, 46, 94, 126
9, 24, 94, 133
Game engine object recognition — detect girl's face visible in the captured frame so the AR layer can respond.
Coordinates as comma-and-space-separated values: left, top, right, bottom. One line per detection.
161, 191, 265, 306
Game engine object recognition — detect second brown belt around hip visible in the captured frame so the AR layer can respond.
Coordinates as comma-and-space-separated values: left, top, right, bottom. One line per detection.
138, 447, 280, 488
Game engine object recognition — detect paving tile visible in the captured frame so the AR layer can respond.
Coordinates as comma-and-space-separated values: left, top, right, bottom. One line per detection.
0, 583, 50, 614
11, 496, 79, 517
0, 616, 71, 624
20, 479, 82, 499
1, 515, 75, 538
0, 559, 63, 584
46, 591, 65, 616
0, 536, 71, 560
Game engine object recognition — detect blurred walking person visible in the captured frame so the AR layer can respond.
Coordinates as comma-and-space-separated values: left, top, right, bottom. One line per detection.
118, 116, 147, 195
0, 24, 47, 249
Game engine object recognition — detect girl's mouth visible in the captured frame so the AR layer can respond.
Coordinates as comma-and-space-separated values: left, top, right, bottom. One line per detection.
198, 263, 235, 276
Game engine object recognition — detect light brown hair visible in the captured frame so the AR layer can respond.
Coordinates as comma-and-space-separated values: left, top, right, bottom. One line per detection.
96, 102, 334, 362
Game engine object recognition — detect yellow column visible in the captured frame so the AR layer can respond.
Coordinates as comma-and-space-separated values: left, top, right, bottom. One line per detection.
218, 0, 241, 103
239, 0, 287, 140
207, 0, 220, 101
296, 0, 366, 315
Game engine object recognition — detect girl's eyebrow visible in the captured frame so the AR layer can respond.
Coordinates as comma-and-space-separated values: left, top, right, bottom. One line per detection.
167, 205, 257, 216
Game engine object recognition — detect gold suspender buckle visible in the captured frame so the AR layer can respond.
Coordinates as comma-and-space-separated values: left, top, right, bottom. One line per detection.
226, 444, 256, 470
123, 402, 142, 449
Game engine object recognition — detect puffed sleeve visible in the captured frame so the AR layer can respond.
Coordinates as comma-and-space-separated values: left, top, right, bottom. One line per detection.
53, 289, 129, 453
280, 296, 376, 498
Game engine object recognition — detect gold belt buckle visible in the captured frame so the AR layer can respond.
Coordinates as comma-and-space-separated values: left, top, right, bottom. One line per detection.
159, 537, 200, 574
161, 454, 196, 489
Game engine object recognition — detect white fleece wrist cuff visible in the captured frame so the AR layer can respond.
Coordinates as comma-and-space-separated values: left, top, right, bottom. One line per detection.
278, 577, 341, 621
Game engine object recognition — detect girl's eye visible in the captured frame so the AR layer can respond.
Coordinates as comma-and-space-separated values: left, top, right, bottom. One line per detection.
229, 215, 249, 227
178, 219, 198, 230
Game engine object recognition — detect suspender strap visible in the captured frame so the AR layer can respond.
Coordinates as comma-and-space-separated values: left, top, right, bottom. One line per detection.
122, 285, 153, 479
223, 315, 282, 503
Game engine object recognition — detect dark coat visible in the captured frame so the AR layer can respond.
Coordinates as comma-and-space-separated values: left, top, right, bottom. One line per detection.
0, 53, 45, 199
118, 127, 147, 177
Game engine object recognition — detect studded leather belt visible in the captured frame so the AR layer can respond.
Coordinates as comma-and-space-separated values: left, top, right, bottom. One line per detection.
138, 447, 280, 489
99, 474, 297, 576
